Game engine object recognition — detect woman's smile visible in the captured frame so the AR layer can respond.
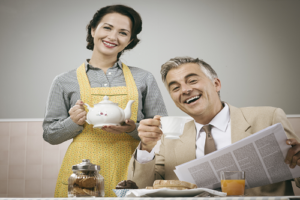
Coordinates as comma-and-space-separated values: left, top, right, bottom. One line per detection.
103, 40, 117, 48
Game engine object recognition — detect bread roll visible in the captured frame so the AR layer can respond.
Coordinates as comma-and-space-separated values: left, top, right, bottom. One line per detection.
153, 180, 197, 190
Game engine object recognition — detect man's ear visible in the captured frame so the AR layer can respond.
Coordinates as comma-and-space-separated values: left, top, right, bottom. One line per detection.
214, 78, 221, 92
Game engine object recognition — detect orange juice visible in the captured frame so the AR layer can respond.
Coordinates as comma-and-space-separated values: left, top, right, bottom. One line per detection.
221, 179, 245, 196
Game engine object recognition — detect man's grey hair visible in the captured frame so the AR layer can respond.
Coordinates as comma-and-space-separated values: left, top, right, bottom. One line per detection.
160, 56, 220, 97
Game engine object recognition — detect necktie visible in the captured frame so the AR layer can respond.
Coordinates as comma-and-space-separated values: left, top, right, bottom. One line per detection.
203, 124, 216, 155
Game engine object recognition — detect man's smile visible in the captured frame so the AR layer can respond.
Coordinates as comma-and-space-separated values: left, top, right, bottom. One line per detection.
184, 95, 201, 104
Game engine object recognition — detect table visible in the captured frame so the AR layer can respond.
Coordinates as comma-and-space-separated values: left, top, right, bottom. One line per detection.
0, 197, 299, 200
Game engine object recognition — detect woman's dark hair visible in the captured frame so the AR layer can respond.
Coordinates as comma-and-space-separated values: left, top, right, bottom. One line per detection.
86, 4, 142, 60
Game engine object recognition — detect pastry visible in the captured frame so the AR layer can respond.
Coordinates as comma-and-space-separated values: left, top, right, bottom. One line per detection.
72, 186, 86, 196
116, 180, 138, 189
83, 188, 99, 197
81, 177, 97, 188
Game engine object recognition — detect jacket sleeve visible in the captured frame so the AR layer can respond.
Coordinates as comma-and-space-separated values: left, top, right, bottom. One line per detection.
272, 108, 300, 188
272, 108, 300, 141
127, 137, 166, 188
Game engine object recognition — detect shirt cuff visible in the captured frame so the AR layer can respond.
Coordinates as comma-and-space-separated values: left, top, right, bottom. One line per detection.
126, 123, 140, 140
136, 142, 155, 164
64, 117, 83, 134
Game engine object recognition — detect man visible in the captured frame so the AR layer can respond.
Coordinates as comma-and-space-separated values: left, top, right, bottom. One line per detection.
127, 56, 300, 196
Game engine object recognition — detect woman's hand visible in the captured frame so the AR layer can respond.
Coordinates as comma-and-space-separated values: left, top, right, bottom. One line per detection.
102, 119, 136, 134
69, 100, 86, 125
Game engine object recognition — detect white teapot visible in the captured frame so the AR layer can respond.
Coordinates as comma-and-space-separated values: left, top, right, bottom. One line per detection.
84, 96, 134, 128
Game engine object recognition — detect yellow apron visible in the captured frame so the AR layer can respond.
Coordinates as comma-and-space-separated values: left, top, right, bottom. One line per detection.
54, 63, 140, 197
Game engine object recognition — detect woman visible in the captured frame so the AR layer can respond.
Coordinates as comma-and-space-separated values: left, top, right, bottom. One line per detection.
43, 5, 167, 197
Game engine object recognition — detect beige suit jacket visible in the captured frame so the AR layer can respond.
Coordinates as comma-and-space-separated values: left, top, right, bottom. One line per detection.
127, 104, 300, 196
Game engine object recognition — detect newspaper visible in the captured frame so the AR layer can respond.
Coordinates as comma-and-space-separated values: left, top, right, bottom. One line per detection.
174, 123, 300, 190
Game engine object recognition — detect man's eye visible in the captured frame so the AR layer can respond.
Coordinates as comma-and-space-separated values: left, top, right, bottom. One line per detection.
190, 79, 197, 83
172, 87, 179, 91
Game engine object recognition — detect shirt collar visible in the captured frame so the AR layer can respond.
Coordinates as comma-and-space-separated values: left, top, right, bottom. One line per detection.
194, 102, 230, 135
85, 59, 123, 72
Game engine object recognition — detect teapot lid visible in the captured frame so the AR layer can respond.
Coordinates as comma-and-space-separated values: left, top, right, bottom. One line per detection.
72, 159, 100, 171
96, 96, 118, 105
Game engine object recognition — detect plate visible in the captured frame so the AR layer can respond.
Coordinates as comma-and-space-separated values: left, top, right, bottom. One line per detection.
125, 188, 226, 197
113, 189, 131, 197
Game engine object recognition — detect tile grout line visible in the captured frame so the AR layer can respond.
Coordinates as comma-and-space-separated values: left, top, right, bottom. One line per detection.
23, 122, 28, 197
41, 123, 44, 197
7, 122, 11, 197
41, 122, 43, 197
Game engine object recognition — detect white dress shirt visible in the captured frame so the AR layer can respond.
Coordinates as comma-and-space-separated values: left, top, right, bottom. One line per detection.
195, 103, 231, 158
137, 103, 232, 163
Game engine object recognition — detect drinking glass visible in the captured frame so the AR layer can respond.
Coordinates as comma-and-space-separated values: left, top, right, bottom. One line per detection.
220, 171, 245, 196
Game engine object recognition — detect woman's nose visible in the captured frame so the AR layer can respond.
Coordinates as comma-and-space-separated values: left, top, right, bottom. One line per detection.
107, 31, 117, 41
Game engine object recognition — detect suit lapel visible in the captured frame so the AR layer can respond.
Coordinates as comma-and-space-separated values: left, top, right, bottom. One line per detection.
228, 103, 252, 143
174, 120, 196, 165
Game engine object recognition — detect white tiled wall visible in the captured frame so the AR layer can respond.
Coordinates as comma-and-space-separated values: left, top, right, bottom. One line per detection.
0, 117, 300, 197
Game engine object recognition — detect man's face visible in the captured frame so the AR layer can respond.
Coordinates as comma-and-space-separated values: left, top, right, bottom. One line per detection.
165, 63, 221, 122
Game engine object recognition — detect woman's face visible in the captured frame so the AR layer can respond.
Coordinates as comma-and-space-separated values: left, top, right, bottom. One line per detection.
92, 13, 132, 58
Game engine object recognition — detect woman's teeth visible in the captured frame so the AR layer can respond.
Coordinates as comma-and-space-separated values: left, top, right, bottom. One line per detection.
103, 41, 116, 47
186, 95, 200, 104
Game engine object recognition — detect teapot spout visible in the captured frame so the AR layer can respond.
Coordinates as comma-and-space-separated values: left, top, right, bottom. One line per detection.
124, 100, 135, 120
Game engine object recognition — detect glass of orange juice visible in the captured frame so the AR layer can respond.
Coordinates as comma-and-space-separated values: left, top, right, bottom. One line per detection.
220, 171, 245, 196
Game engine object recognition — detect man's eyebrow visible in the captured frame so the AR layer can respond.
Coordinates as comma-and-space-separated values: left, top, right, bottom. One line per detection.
185, 73, 199, 79
103, 23, 130, 32
167, 73, 199, 89
168, 81, 177, 89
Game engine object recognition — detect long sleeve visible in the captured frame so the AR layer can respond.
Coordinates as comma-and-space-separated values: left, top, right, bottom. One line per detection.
272, 108, 300, 188
127, 134, 167, 188
141, 72, 168, 119
43, 76, 83, 145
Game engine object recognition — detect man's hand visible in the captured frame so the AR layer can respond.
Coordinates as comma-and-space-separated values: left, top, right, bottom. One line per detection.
102, 119, 136, 134
285, 139, 300, 168
69, 100, 86, 125
138, 115, 162, 152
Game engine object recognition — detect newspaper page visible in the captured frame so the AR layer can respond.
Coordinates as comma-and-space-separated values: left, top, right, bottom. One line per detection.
174, 123, 300, 189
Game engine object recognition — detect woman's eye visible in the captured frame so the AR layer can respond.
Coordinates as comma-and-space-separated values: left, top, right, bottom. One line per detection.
103, 26, 111, 30
120, 32, 127, 36
190, 79, 197, 84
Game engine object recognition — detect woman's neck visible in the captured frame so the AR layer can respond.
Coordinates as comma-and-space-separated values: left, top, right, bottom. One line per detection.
89, 52, 118, 74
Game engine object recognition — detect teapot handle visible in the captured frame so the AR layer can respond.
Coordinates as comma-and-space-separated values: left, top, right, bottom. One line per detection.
84, 103, 91, 110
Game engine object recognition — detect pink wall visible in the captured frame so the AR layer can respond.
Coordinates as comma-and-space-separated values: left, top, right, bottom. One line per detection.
0, 118, 300, 197
0, 121, 71, 197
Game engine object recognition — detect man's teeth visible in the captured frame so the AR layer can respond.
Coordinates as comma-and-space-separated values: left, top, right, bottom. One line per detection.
103, 41, 116, 47
186, 96, 200, 104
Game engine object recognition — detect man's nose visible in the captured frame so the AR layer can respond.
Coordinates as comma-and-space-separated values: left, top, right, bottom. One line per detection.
182, 86, 193, 94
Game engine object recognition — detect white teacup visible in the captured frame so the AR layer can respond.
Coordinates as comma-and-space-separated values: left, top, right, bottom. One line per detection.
160, 116, 193, 139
